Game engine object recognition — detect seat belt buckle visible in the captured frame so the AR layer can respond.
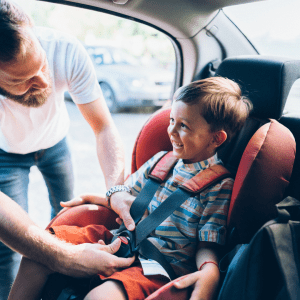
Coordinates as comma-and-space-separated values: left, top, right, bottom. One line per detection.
111, 229, 139, 258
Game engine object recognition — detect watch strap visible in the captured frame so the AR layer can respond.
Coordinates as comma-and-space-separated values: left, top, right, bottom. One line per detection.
106, 185, 131, 207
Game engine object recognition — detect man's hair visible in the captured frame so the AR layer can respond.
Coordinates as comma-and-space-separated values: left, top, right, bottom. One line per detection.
0, 0, 33, 63
174, 77, 252, 142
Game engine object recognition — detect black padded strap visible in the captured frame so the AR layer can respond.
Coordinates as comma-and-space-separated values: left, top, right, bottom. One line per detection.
267, 223, 300, 300
117, 178, 161, 233
136, 187, 192, 245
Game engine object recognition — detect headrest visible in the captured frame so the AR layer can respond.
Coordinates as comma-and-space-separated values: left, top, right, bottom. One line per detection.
215, 56, 300, 119
228, 119, 296, 243
131, 106, 172, 173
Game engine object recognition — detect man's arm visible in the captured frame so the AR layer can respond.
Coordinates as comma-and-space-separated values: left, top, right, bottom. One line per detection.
0, 192, 134, 277
77, 97, 125, 189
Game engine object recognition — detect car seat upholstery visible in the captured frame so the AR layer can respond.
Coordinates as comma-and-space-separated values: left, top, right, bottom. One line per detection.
44, 55, 298, 300
215, 56, 299, 243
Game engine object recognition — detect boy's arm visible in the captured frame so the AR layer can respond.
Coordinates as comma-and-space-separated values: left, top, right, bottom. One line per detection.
0, 192, 134, 278
174, 242, 221, 300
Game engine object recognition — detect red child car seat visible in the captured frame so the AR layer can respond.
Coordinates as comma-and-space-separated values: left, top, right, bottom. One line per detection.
45, 56, 297, 300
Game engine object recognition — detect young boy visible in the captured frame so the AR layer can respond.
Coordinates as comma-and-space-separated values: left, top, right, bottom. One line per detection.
8, 77, 252, 300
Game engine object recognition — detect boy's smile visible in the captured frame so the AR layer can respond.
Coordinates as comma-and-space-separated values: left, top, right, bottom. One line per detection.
168, 100, 220, 163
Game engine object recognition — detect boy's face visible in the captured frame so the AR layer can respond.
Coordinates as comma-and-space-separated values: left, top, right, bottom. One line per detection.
168, 100, 221, 163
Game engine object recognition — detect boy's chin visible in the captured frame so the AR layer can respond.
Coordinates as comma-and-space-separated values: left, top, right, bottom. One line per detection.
171, 149, 184, 159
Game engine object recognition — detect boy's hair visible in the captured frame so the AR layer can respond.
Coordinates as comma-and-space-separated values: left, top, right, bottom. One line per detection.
174, 77, 252, 143
0, 0, 34, 63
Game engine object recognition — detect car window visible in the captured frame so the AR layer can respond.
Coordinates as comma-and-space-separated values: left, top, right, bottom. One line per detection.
224, 0, 300, 113
12, 0, 176, 226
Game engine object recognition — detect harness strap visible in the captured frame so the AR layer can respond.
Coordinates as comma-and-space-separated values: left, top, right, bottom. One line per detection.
148, 151, 178, 182
118, 151, 231, 279
139, 239, 177, 280
148, 151, 230, 193
117, 178, 161, 233
136, 163, 230, 241
117, 152, 177, 234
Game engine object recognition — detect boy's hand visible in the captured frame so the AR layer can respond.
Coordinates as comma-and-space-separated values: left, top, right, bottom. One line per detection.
173, 264, 220, 300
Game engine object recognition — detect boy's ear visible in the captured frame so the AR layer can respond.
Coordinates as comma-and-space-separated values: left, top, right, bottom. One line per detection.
213, 130, 227, 148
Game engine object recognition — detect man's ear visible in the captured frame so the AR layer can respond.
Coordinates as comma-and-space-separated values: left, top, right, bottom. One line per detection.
213, 130, 227, 148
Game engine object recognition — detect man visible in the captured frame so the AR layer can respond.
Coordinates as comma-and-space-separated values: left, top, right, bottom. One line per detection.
0, 191, 135, 297
0, 0, 132, 297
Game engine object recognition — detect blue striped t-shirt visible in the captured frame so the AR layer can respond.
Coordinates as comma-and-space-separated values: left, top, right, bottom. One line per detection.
125, 151, 234, 277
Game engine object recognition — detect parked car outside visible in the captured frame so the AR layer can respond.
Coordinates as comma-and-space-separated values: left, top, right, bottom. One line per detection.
65, 45, 174, 112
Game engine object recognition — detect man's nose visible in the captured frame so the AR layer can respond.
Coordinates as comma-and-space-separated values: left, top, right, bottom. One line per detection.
31, 72, 49, 89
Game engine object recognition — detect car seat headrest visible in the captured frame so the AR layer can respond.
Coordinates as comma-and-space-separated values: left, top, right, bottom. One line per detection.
215, 55, 300, 119
131, 106, 172, 173
228, 119, 296, 243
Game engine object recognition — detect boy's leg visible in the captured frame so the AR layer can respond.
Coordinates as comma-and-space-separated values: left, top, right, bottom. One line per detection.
84, 281, 127, 300
84, 264, 169, 300
0, 149, 32, 300
36, 137, 75, 219
8, 257, 53, 300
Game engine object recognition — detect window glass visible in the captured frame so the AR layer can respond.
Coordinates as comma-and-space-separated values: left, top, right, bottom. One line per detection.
224, 0, 300, 59
12, 0, 175, 226
224, 0, 300, 113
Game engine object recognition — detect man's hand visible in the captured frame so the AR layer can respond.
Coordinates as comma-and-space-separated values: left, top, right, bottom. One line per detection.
60, 193, 137, 230
110, 191, 136, 231
173, 264, 220, 300
60, 194, 107, 208
59, 238, 135, 278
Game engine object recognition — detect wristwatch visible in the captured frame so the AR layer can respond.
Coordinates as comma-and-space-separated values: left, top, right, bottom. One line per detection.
106, 185, 131, 207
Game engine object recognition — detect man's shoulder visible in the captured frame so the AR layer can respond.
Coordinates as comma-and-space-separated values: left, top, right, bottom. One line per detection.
34, 26, 79, 47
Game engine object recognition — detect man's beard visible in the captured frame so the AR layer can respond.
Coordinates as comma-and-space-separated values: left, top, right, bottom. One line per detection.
0, 70, 52, 108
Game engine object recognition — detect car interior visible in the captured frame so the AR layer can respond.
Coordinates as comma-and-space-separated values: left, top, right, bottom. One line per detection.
25, 0, 300, 299
45, 54, 297, 299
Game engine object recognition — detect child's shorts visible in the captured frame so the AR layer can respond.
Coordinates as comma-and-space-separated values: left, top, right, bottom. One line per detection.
50, 224, 170, 300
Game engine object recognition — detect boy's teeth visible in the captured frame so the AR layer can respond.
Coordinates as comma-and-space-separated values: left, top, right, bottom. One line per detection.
173, 142, 183, 148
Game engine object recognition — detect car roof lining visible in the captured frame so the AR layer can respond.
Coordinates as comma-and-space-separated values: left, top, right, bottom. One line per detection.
47, 0, 264, 39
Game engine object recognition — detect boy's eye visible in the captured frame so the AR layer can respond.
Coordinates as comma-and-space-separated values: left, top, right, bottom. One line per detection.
170, 117, 174, 123
181, 123, 187, 129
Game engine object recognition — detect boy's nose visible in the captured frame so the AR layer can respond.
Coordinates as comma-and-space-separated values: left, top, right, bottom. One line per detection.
168, 124, 178, 135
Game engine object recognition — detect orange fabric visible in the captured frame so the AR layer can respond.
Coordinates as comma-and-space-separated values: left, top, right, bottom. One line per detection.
51, 224, 114, 245
99, 263, 168, 300
50, 224, 168, 300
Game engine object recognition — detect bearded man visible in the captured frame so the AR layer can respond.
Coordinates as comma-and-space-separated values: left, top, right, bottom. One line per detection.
0, 1, 135, 298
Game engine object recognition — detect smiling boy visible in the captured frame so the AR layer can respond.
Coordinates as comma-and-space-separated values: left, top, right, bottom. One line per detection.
9, 77, 252, 300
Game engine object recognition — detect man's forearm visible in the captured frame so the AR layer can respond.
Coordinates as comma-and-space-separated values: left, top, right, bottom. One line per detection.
95, 124, 125, 189
0, 192, 73, 274
76, 98, 125, 189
